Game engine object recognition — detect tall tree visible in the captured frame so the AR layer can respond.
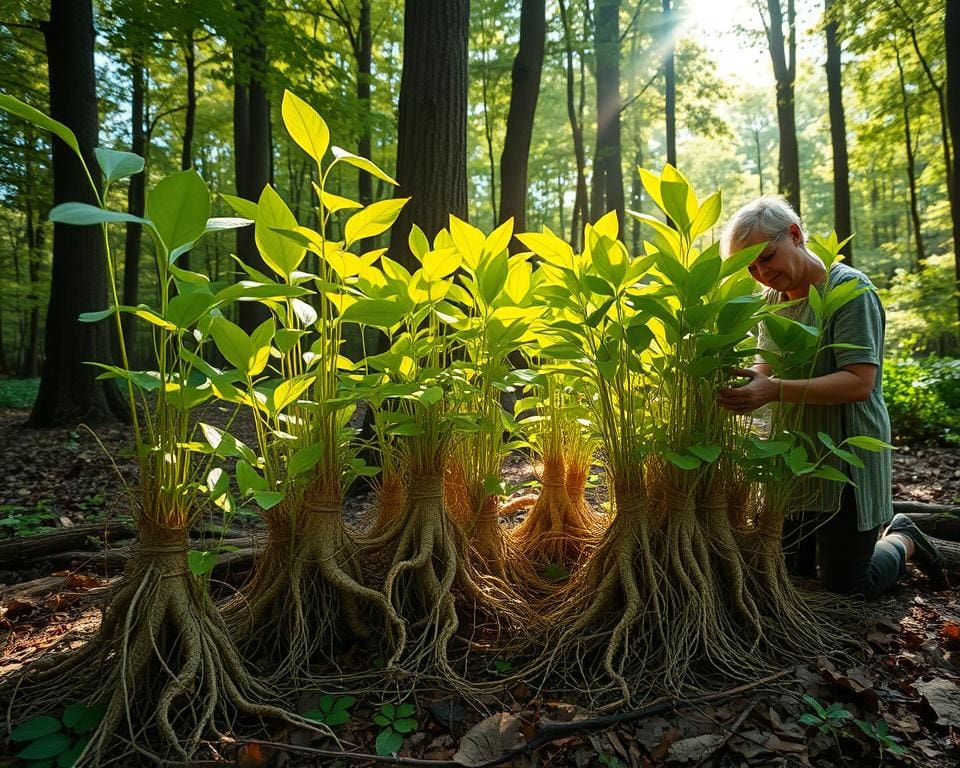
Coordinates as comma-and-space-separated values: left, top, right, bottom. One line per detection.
591, 0, 625, 224
498, 0, 545, 245
663, 0, 677, 168
558, 0, 589, 249
893, 37, 925, 267
233, 0, 272, 331
759, 0, 801, 213
825, 0, 852, 262
30, 0, 123, 426
946, 0, 960, 321
388, 0, 469, 266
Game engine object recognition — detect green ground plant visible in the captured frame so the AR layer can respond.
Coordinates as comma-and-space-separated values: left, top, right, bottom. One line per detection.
7, 703, 104, 767
373, 702, 417, 756
884, 355, 960, 443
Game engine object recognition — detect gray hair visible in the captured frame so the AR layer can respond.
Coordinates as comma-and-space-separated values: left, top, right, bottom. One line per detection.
721, 195, 803, 256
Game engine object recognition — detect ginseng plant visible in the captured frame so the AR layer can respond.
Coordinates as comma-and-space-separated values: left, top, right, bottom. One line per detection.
441, 215, 541, 583
348, 225, 530, 681
210, 91, 406, 682
0, 95, 318, 764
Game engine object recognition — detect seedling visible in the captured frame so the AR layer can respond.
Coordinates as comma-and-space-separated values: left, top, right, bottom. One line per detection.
302, 694, 356, 728
8, 702, 105, 767
798, 694, 852, 735
543, 562, 570, 581
853, 718, 908, 759
598, 754, 627, 768
373, 702, 417, 756
488, 658, 514, 675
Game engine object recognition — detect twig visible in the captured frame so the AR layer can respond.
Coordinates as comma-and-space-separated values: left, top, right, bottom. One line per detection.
230, 669, 793, 767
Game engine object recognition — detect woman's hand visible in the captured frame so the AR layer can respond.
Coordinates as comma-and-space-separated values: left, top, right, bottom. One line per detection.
717, 367, 778, 414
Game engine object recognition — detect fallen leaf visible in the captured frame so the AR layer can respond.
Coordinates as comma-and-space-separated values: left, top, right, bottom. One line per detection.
763, 733, 807, 753
454, 712, 524, 767
917, 678, 960, 728
236, 742, 269, 768
63, 573, 101, 590
942, 621, 960, 650
2, 599, 37, 619
666, 733, 725, 763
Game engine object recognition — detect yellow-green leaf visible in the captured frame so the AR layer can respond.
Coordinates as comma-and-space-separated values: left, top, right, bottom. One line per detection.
282, 90, 329, 164
344, 197, 409, 248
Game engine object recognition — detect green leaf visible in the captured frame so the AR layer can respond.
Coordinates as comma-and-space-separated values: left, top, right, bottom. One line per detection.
17, 733, 72, 760
199, 423, 257, 464
423, 247, 461, 280
9, 716, 62, 741
665, 451, 701, 470
95, 148, 144, 183
146, 170, 210, 253
325, 710, 351, 727
78, 307, 117, 324
62, 703, 106, 735
720, 242, 765, 279
381, 703, 397, 719
187, 550, 218, 576
220, 193, 259, 220
255, 185, 306, 280
165, 291, 214, 330
392, 718, 417, 734
57, 734, 92, 767
49, 202, 148, 227
333, 696, 357, 711
479, 250, 509, 306
340, 298, 405, 328
282, 90, 329, 164
843, 436, 892, 452
375, 729, 403, 756
395, 703, 416, 719
331, 145, 398, 186
798, 713, 822, 726
253, 491, 284, 509
236, 460, 268, 494
418, 386, 444, 406
0, 93, 81, 159
690, 191, 722, 238
210, 316, 254, 374
287, 443, 324, 477
344, 198, 409, 248
205, 216, 252, 232
688, 445, 721, 463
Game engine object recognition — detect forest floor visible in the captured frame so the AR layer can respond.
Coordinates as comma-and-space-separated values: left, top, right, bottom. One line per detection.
0, 407, 959, 767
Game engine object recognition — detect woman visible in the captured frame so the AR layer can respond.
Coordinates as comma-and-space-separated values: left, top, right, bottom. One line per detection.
716, 196, 945, 597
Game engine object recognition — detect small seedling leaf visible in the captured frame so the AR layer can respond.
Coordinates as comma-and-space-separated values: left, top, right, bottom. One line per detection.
17, 732, 72, 760
9, 715, 62, 741
62, 702, 106, 734
376, 728, 403, 756
187, 550, 218, 576
392, 718, 417, 734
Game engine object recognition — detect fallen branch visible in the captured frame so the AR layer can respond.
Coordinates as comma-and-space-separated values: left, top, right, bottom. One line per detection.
0, 522, 135, 564
232, 669, 794, 767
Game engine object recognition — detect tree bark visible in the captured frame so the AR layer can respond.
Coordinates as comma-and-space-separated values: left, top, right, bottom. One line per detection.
233, 0, 271, 331
825, 0, 852, 263
558, 0, 588, 250
663, 0, 676, 168
30, 0, 124, 427
946, 0, 960, 324
894, 38, 925, 268
764, 0, 801, 214
123, 50, 145, 363
591, 0, 625, 225
388, 0, 469, 268
499, 0, 546, 247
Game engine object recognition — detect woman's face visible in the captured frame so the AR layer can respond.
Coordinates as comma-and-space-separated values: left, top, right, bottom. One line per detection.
742, 222, 807, 295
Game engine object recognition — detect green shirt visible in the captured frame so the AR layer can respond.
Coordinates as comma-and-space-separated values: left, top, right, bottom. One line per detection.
759, 262, 893, 531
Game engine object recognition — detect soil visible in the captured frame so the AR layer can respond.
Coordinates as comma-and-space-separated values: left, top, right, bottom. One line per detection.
1, 408, 959, 767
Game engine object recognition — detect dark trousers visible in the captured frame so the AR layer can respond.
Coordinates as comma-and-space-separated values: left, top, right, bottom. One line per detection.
782, 486, 904, 599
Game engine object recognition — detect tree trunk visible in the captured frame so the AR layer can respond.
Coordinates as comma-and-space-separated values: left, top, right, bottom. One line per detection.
662, 0, 676, 168
30, 0, 124, 427
825, 0, 852, 263
894, 39, 925, 268
946, 0, 960, 324
233, 0, 271, 332
388, 0, 468, 268
558, 0, 588, 250
123, 50, 145, 363
178, 29, 197, 273
591, 0, 625, 225
357, 0, 375, 251
499, 0, 546, 247
765, 0, 801, 214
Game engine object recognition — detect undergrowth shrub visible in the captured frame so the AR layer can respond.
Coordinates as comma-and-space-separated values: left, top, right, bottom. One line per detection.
884, 356, 960, 443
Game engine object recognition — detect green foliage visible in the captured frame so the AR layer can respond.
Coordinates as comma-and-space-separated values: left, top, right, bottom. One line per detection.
0, 377, 39, 408
373, 702, 418, 756
302, 694, 356, 728
852, 717, 908, 757
0, 500, 55, 538
8, 703, 105, 767
884, 356, 960, 443
798, 694, 852, 735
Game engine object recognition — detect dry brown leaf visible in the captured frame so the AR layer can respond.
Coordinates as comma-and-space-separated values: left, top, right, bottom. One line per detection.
453, 712, 525, 767
942, 620, 960, 649
666, 733, 725, 763
917, 678, 960, 728
2, 598, 37, 619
